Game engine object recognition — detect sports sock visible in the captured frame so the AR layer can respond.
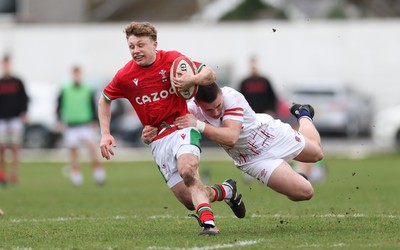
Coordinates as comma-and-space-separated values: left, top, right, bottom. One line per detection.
0, 169, 5, 182
211, 184, 226, 202
298, 109, 313, 121
196, 203, 215, 227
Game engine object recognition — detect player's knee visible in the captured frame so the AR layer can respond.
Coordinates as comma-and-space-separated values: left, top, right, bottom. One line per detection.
314, 149, 324, 162
302, 186, 314, 200
289, 185, 314, 201
316, 143, 324, 160
180, 167, 196, 187
309, 144, 324, 162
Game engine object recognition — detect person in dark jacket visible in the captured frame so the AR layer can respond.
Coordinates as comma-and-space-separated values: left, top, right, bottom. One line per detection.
239, 56, 278, 117
0, 55, 29, 185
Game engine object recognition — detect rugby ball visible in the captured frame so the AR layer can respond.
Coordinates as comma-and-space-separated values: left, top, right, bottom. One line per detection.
170, 55, 198, 100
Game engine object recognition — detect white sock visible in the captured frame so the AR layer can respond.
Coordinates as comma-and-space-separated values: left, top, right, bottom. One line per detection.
221, 183, 233, 200
70, 171, 83, 186
94, 167, 106, 185
204, 220, 215, 227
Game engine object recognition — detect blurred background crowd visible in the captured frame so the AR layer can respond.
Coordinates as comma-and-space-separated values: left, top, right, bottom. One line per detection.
1, 0, 400, 152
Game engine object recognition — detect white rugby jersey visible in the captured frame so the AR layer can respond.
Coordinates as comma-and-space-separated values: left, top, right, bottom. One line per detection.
188, 87, 280, 165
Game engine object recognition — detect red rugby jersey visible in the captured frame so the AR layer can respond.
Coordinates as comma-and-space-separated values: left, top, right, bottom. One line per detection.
103, 50, 199, 139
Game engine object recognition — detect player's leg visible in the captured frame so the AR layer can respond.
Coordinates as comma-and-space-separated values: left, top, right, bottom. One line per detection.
241, 159, 313, 201
294, 161, 314, 177
64, 127, 83, 186
290, 104, 324, 162
69, 146, 83, 186
9, 117, 24, 184
267, 161, 314, 201
176, 152, 219, 235
83, 125, 106, 185
0, 120, 8, 184
170, 175, 245, 218
170, 180, 195, 210
0, 145, 6, 185
219, 179, 246, 219
152, 129, 232, 235
9, 143, 20, 184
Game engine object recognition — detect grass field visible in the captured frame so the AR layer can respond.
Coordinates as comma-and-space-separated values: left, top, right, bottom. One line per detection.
1, 153, 399, 249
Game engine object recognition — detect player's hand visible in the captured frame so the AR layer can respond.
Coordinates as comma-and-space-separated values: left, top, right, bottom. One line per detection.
100, 134, 117, 160
174, 114, 198, 129
141, 125, 158, 144
173, 71, 195, 91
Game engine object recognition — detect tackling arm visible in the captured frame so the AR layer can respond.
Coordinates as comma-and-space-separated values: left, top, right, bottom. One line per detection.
201, 119, 242, 148
174, 114, 242, 148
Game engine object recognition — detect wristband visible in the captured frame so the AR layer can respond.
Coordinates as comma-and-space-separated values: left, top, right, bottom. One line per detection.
196, 120, 206, 133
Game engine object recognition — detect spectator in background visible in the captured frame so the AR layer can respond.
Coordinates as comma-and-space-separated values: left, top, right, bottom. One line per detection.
57, 65, 106, 186
239, 56, 278, 117
0, 54, 29, 186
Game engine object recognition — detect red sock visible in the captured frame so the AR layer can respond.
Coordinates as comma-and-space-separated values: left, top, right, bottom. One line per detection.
0, 169, 5, 182
211, 184, 226, 202
196, 203, 215, 225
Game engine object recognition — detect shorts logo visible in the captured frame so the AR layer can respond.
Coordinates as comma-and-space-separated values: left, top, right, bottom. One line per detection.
259, 169, 268, 184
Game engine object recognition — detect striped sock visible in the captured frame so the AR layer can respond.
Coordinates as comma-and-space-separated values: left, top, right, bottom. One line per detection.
196, 203, 215, 227
211, 184, 226, 202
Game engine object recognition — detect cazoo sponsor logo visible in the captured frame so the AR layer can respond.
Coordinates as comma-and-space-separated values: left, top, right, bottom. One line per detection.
135, 86, 176, 105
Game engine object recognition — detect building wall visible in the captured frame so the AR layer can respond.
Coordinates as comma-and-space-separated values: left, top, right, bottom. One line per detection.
1, 20, 399, 111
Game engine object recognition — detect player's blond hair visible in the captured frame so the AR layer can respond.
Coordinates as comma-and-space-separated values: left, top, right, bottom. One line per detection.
124, 21, 157, 41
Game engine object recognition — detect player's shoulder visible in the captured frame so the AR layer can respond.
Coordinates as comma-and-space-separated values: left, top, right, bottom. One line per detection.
221, 86, 242, 97
118, 60, 134, 71
187, 99, 198, 111
158, 50, 182, 60
114, 60, 136, 79
222, 86, 247, 105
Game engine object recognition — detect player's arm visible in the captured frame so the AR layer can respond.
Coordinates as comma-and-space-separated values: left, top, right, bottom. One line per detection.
98, 95, 117, 160
193, 65, 216, 86
141, 125, 158, 145
174, 114, 241, 148
173, 65, 216, 90
202, 119, 242, 148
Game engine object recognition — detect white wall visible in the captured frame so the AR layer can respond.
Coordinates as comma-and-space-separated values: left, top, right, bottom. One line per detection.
1, 20, 399, 112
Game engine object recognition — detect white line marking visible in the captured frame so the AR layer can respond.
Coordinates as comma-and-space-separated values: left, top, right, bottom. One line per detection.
9, 213, 399, 223
148, 240, 261, 250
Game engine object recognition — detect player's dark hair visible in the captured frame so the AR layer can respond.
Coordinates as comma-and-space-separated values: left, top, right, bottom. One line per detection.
124, 21, 157, 41
195, 82, 221, 103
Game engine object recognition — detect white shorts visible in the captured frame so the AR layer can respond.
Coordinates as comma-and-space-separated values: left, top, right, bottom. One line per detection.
0, 117, 24, 145
235, 116, 306, 185
64, 124, 96, 148
150, 127, 201, 188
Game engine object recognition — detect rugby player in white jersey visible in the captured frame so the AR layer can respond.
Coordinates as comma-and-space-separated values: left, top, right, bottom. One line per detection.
142, 82, 323, 202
